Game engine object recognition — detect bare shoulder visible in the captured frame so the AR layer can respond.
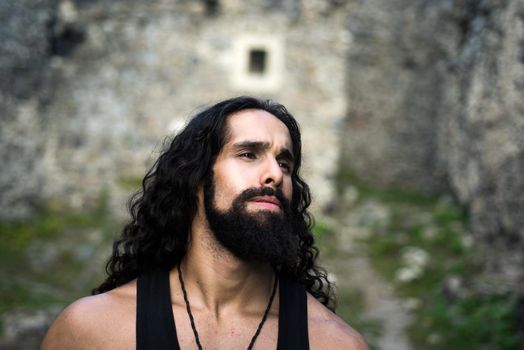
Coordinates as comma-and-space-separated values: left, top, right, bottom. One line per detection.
307, 293, 369, 350
41, 281, 137, 350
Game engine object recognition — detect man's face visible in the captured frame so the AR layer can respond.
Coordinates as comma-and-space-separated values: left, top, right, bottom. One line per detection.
203, 109, 299, 265
211, 109, 294, 213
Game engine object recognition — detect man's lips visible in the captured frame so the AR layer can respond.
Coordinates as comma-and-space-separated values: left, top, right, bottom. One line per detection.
249, 196, 282, 210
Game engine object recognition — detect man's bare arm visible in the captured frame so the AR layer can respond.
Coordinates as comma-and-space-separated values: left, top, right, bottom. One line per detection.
41, 286, 136, 350
307, 294, 370, 350
41, 298, 98, 350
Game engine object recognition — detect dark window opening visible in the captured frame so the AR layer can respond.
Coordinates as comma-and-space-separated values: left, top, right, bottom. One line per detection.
48, 24, 86, 57
248, 49, 267, 75
202, 0, 220, 16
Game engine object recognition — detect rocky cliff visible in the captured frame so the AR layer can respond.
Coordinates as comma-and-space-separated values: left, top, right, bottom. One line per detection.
343, 0, 524, 292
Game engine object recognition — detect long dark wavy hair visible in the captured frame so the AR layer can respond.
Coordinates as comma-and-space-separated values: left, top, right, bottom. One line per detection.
93, 96, 336, 310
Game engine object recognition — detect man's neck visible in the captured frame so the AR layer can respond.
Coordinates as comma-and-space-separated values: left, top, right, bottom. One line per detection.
172, 215, 275, 321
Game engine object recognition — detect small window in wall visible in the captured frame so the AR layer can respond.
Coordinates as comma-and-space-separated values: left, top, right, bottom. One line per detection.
232, 35, 283, 92
203, 0, 219, 16
248, 49, 267, 75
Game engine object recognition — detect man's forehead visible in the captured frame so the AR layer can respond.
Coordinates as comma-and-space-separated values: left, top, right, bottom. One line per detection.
224, 109, 293, 150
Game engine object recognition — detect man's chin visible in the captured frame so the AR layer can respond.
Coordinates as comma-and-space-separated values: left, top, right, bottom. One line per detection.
203, 180, 295, 267
244, 206, 284, 219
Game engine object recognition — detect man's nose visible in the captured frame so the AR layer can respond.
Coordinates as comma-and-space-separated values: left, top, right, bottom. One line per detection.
260, 157, 283, 188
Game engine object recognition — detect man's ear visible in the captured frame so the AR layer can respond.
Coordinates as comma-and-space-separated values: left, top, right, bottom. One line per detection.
195, 182, 206, 214
196, 182, 204, 201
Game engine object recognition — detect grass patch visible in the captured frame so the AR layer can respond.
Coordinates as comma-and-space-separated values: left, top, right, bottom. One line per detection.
314, 217, 383, 348
409, 293, 520, 350
118, 176, 143, 191
360, 192, 521, 349
312, 218, 333, 237
0, 191, 119, 318
313, 217, 339, 257
336, 164, 438, 206
0, 282, 65, 315
336, 287, 382, 349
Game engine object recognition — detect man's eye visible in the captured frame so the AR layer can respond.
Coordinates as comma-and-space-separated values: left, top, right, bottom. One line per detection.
240, 152, 256, 159
279, 162, 291, 172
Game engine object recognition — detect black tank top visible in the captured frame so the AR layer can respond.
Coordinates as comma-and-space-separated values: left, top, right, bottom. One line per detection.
136, 269, 309, 349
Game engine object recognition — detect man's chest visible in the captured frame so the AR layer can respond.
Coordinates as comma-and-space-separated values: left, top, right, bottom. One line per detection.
173, 311, 280, 350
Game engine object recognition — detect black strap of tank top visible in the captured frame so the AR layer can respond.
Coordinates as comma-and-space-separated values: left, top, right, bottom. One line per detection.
277, 276, 310, 350
136, 270, 180, 350
137, 270, 309, 350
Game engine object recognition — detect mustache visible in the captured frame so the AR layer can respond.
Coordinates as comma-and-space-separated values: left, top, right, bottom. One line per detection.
234, 187, 291, 211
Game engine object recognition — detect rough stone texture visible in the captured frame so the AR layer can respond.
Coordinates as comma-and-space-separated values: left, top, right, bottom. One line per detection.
2, 0, 524, 294
342, 0, 461, 194
342, 0, 524, 292
1, 0, 351, 219
446, 0, 524, 291
0, 309, 59, 350
0, 0, 57, 218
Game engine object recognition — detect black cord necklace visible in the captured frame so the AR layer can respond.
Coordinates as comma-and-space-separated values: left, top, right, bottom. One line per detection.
177, 263, 278, 350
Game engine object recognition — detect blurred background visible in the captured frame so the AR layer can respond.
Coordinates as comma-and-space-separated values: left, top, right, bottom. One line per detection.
1, 0, 524, 349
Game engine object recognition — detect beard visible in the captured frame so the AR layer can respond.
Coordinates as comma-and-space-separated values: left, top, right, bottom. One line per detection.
203, 175, 299, 268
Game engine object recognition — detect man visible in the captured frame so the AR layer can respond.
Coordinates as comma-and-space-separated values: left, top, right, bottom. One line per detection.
41, 96, 369, 349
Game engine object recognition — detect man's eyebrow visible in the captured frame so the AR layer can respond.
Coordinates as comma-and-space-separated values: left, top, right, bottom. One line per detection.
232, 140, 269, 152
277, 148, 295, 163
232, 140, 294, 162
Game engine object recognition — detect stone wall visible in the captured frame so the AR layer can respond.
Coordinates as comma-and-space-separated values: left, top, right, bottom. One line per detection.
447, 0, 524, 291
342, 0, 461, 194
2, 0, 524, 292
0, 0, 58, 218
1, 0, 350, 219
342, 0, 524, 292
